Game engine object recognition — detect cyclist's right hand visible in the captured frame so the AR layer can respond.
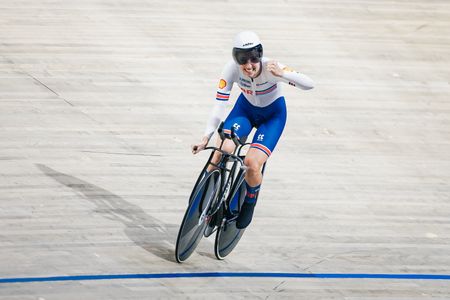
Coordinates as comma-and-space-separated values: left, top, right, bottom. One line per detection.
191, 136, 209, 154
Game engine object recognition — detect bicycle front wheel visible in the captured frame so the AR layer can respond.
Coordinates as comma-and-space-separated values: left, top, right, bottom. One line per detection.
175, 170, 221, 263
214, 181, 246, 260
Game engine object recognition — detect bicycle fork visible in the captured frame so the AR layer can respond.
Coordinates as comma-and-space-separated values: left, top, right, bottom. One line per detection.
198, 176, 221, 226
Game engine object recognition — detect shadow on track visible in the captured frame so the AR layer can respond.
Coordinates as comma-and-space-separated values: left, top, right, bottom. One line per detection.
36, 163, 176, 262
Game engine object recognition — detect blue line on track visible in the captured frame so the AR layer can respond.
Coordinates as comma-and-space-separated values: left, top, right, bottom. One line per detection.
1, 272, 450, 283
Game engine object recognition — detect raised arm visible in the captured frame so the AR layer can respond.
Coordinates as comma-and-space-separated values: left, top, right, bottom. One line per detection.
266, 61, 314, 90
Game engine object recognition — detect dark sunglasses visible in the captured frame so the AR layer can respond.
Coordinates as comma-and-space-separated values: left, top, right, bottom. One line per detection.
232, 45, 263, 65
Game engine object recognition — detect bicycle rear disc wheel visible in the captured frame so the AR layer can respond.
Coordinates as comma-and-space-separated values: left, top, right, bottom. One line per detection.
175, 170, 220, 263
214, 182, 246, 260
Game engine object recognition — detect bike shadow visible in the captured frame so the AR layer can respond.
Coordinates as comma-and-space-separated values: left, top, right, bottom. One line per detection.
36, 163, 177, 263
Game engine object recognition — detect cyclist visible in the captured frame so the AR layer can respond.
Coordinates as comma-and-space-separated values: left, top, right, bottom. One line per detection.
192, 31, 314, 229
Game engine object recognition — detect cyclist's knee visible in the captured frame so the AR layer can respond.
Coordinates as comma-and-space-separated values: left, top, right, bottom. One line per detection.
209, 139, 235, 168
222, 139, 235, 153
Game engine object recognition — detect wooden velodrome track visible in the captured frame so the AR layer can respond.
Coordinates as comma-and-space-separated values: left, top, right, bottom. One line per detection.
1, 0, 449, 299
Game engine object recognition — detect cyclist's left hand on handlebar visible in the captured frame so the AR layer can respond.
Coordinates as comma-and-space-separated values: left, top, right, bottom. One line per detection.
267, 61, 284, 77
191, 136, 209, 154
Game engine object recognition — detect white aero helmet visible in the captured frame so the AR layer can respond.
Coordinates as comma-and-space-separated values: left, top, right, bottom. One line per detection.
232, 31, 263, 65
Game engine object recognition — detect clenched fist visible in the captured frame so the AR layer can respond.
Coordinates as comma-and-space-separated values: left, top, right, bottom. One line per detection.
266, 61, 284, 77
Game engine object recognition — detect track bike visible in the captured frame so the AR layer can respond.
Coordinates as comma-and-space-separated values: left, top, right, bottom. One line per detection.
175, 123, 265, 262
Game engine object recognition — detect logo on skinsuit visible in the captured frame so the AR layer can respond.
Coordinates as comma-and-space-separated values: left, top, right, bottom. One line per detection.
219, 79, 227, 89
257, 134, 264, 141
233, 123, 240, 131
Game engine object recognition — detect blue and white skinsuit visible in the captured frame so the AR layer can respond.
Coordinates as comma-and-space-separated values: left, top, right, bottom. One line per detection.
204, 57, 314, 156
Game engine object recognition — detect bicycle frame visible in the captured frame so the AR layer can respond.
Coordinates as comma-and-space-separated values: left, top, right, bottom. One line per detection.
197, 123, 251, 221
202, 145, 247, 216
